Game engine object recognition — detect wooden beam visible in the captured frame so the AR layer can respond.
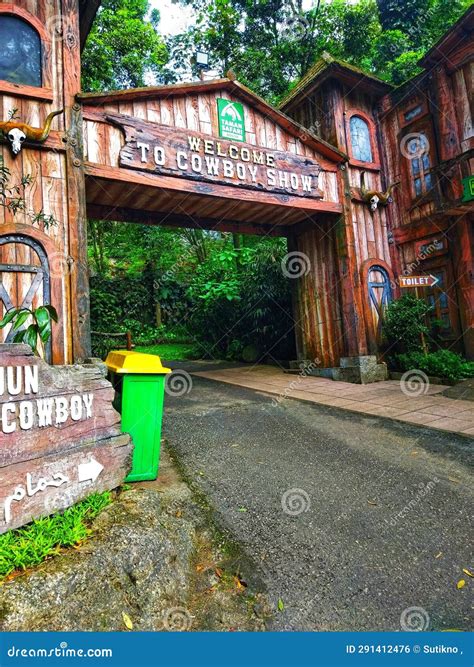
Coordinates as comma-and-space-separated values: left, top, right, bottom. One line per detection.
63, 0, 91, 362
86, 203, 289, 237
84, 163, 343, 215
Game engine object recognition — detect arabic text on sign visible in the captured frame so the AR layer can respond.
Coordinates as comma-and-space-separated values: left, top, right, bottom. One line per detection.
4, 471, 70, 523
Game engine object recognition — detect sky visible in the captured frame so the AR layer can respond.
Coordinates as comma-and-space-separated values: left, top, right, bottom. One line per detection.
150, 0, 195, 36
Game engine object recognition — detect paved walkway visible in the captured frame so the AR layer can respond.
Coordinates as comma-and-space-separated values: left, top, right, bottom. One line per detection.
192, 365, 474, 437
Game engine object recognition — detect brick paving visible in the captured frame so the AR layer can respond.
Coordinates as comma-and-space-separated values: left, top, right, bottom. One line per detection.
192, 365, 474, 437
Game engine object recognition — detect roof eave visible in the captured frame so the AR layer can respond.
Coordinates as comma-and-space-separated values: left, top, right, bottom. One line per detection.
280, 61, 392, 112
79, 0, 101, 51
418, 5, 474, 67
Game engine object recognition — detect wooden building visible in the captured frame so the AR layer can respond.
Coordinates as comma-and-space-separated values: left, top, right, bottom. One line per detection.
0, 1, 472, 382
281, 7, 473, 361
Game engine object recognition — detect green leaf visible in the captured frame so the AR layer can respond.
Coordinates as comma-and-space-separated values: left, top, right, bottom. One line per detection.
12, 310, 30, 331
12, 329, 26, 343
39, 322, 52, 343
277, 598, 284, 612
34, 306, 50, 329
23, 325, 38, 353
0, 308, 19, 328
43, 305, 58, 323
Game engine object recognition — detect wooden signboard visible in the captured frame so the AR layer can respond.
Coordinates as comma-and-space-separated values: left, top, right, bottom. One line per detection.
0, 344, 132, 533
106, 113, 324, 200
399, 275, 439, 288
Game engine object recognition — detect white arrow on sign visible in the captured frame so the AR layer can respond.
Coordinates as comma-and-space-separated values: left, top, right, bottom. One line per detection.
78, 457, 104, 483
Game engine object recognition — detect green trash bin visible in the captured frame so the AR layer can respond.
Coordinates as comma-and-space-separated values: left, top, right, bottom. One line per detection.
105, 350, 171, 482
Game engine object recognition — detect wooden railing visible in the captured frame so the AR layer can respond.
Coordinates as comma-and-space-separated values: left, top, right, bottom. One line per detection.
91, 330, 133, 359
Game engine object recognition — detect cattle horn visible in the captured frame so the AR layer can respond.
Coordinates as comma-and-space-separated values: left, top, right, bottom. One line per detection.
0, 109, 64, 144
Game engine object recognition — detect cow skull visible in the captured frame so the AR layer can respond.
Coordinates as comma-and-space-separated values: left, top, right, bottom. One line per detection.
0, 110, 63, 157
370, 194, 380, 211
7, 128, 26, 155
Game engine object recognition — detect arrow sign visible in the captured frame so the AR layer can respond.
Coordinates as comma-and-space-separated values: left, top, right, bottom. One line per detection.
78, 457, 104, 483
399, 274, 439, 288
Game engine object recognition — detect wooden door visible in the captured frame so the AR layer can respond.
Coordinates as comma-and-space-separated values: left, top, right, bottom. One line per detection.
0, 234, 51, 362
367, 264, 392, 353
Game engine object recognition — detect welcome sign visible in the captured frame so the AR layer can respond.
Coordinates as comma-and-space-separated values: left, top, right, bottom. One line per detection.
0, 344, 132, 533
108, 113, 324, 200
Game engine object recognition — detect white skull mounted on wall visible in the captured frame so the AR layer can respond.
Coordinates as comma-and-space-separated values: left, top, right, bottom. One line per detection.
369, 194, 380, 211
7, 128, 27, 155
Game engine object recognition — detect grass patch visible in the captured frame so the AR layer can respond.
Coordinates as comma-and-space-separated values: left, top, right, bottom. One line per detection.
135, 342, 201, 361
0, 491, 112, 579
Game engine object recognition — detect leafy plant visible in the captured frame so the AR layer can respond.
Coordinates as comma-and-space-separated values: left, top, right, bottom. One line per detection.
0, 492, 111, 579
394, 350, 474, 382
382, 294, 433, 354
0, 305, 58, 357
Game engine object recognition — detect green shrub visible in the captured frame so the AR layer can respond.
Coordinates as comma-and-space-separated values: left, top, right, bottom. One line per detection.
395, 350, 474, 382
0, 492, 112, 579
383, 294, 433, 353
186, 242, 296, 361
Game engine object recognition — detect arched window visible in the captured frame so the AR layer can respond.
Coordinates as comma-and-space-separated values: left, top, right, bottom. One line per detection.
349, 115, 373, 163
0, 15, 42, 87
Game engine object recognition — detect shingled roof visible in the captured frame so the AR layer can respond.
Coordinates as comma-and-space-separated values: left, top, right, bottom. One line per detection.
280, 52, 393, 112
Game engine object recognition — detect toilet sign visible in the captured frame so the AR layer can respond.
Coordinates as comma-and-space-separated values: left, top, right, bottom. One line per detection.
217, 98, 246, 142
399, 274, 439, 288
0, 344, 132, 533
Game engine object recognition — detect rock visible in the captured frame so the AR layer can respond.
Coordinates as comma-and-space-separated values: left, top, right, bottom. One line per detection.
0, 489, 195, 631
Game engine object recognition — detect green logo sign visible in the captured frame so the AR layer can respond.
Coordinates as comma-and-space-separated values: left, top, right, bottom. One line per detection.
461, 175, 474, 202
217, 98, 246, 142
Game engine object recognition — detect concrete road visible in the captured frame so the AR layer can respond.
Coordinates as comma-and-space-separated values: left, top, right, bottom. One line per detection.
163, 374, 473, 631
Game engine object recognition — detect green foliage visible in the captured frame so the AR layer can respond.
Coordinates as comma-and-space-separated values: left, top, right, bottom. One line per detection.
384, 50, 425, 85
0, 305, 58, 356
81, 0, 168, 91
382, 294, 433, 354
90, 274, 154, 331
0, 492, 111, 579
376, 0, 430, 32
186, 240, 296, 360
395, 350, 474, 382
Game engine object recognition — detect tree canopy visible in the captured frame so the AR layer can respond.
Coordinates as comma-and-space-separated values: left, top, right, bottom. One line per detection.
81, 0, 169, 91
166, 0, 471, 99
82, 0, 472, 97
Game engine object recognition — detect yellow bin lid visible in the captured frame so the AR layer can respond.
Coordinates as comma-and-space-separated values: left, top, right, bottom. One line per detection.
105, 350, 172, 374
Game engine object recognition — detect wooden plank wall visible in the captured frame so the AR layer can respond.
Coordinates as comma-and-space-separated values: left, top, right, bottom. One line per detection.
291, 222, 345, 368
0, 0, 72, 363
287, 81, 392, 271
288, 80, 397, 364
